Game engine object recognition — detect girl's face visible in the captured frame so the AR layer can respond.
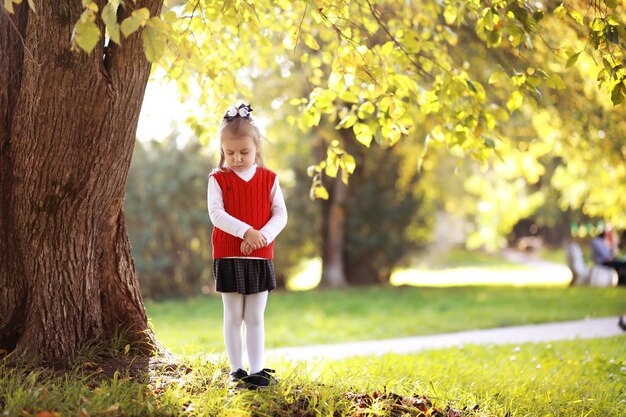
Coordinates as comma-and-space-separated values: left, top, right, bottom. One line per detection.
221, 133, 258, 172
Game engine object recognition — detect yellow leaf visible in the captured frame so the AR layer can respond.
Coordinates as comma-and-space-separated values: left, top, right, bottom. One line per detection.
4, 0, 14, 14
353, 123, 372, 147
443, 5, 457, 25
132, 7, 150, 21
163, 10, 177, 23
312, 184, 329, 200
302, 33, 320, 50
73, 19, 101, 54
35, 412, 60, 417
506, 90, 523, 112
325, 151, 339, 178
342, 153, 356, 173
336, 114, 357, 129
389, 97, 405, 120
382, 122, 401, 145
553, 4, 567, 18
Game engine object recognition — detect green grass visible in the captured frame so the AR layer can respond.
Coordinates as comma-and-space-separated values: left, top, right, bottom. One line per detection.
147, 286, 626, 354
2, 336, 624, 416
534, 247, 568, 264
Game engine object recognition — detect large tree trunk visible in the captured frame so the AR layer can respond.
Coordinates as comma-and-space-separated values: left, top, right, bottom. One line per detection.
1, 1, 163, 364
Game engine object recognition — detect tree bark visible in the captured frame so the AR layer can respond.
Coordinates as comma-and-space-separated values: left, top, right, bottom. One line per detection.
319, 128, 349, 290
321, 174, 348, 288
0, 0, 163, 364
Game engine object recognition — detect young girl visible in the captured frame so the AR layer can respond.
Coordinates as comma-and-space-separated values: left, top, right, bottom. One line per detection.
208, 103, 288, 389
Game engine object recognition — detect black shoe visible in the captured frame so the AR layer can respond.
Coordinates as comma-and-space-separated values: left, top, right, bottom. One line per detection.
243, 368, 277, 388
619, 315, 626, 331
229, 368, 248, 389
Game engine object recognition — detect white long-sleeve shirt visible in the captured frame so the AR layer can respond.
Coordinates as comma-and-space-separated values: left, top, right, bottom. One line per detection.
207, 164, 288, 247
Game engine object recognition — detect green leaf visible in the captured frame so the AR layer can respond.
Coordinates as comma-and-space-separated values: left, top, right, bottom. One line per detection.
142, 24, 165, 62
73, 19, 101, 54
121, 7, 150, 37
569, 10, 584, 25
610, 83, 625, 105
483, 137, 496, 148
566, 52, 580, 68
547, 73, 566, 89
488, 68, 509, 87
102, 2, 120, 45
374, 128, 384, 145
604, 0, 617, 8
121, 17, 142, 37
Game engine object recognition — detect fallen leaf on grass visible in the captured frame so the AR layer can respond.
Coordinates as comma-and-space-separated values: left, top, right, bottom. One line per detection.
35, 411, 60, 417
348, 391, 478, 417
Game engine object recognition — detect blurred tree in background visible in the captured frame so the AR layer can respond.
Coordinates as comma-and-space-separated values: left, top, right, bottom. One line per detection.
125, 137, 214, 298
343, 137, 434, 285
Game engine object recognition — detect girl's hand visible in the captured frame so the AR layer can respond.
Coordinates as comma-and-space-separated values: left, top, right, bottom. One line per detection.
241, 241, 254, 255
243, 228, 267, 251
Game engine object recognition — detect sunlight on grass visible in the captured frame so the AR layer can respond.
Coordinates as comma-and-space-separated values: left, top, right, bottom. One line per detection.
287, 254, 574, 289
390, 266, 573, 287
287, 257, 322, 291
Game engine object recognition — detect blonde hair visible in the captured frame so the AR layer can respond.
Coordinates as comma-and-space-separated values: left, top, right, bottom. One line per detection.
217, 113, 264, 170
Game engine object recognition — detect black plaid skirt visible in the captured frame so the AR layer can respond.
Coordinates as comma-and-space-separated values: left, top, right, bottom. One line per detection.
213, 258, 276, 294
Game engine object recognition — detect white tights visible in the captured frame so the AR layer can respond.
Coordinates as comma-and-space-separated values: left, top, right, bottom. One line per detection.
221, 291, 268, 374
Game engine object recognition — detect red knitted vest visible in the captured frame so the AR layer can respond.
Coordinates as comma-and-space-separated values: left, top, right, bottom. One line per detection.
211, 167, 276, 259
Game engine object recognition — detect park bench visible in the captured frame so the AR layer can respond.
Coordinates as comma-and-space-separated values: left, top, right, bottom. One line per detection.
565, 242, 617, 287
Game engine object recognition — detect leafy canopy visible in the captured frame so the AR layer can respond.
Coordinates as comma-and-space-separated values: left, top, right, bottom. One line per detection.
5, 0, 626, 225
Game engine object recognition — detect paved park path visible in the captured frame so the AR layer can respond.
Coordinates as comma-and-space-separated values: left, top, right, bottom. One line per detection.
267, 317, 624, 362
